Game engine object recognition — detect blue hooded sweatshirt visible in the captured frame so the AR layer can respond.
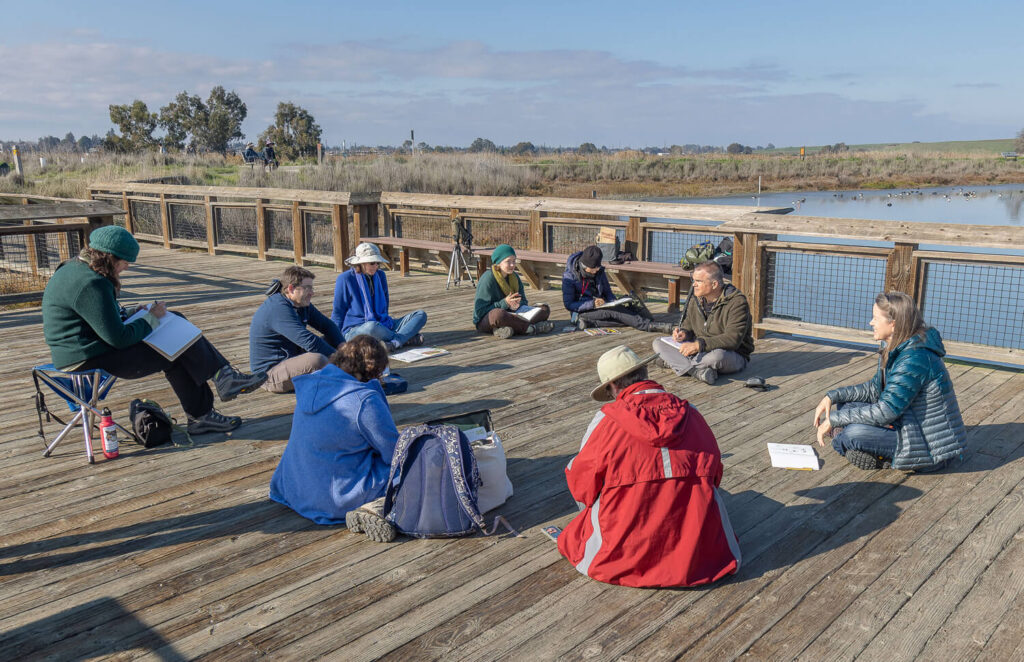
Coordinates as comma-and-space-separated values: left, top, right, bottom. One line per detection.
269, 363, 399, 524
332, 269, 395, 333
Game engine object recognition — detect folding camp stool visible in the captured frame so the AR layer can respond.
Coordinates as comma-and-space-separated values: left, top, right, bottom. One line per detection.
32, 364, 134, 463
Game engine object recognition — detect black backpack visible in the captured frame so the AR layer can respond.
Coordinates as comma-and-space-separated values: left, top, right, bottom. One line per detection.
129, 399, 175, 448
713, 236, 734, 274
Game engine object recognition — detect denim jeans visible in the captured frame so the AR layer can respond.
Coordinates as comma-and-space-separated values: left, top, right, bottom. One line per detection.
830, 402, 898, 459
343, 310, 428, 346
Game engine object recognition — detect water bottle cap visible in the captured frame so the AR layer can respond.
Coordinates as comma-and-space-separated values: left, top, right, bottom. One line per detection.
101, 407, 111, 415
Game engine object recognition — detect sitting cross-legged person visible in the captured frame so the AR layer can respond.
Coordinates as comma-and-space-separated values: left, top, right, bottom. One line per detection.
42, 226, 265, 434
563, 245, 673, 334
473, 244, 553, 339
331, 242, 428, 351
249, 265, 344, 394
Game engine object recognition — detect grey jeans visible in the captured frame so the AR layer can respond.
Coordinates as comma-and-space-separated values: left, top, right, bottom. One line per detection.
652, 338, 748, 377
264, 352, 329, 393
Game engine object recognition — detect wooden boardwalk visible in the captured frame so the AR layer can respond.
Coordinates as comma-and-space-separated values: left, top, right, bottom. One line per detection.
1, 246, 1023, 661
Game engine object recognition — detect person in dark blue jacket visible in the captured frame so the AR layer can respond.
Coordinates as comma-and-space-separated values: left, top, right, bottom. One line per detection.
563, 246, 673, 333
813, 292, 966, 472
249, 265, 344, 393
331, 242, 427, 350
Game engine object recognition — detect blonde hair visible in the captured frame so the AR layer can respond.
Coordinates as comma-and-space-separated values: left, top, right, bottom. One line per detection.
875, 291, 927, 364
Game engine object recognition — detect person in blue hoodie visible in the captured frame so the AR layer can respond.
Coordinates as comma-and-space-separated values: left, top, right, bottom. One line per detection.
249, 265, 344, 393
563, 246, 673, 334
332, 242, 428, 350
269, 335, 398, 530
812, 292, 966, 472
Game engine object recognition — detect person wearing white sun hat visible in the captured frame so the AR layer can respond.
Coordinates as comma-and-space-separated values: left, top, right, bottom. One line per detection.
331, 242, 428, 350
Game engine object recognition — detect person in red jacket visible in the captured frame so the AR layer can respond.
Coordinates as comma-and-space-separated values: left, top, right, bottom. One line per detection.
557, 345, 742, 588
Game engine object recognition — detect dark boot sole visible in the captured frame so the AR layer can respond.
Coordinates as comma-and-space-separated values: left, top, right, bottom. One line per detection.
846, 449, 890, 470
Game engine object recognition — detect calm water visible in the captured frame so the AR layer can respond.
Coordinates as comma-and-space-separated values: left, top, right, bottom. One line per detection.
643, 183, 1024, 353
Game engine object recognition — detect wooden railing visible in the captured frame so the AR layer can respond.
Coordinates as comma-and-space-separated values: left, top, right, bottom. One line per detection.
87, 182, 1024, 365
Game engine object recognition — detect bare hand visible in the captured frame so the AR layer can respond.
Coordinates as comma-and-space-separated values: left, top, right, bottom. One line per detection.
504, 292, 521, 308
816, 420, 833, 447
150, 301, 167, 318
672, 327, 686, 343
677, 341, 701, 357
594, 298, 606, 307
813, 396, 832, 428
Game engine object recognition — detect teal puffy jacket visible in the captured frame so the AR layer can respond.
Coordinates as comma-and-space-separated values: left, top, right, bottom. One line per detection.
827, 327, 966, 470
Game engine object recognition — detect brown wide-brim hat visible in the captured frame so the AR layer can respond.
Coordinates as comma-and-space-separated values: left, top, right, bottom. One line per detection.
591, 345, 657, 402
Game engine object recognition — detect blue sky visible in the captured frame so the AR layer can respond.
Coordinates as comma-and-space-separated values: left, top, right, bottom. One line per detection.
4, 0, 1023, 148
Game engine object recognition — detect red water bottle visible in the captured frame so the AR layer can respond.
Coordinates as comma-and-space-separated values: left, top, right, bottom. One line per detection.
100, 407, 119, 459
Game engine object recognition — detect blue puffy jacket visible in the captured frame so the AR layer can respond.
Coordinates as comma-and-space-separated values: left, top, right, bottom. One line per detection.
269, 363, 398, 524
562, 251, 614, 313
828, 327, 966, 470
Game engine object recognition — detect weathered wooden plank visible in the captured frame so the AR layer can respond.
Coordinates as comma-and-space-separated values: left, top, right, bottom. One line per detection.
0, 201, 126, 222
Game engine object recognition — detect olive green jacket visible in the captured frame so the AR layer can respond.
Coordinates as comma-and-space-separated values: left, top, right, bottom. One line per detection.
678, 284, 754, 359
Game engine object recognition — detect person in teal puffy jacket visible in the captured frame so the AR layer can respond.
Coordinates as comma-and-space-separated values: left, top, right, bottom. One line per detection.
812, 292, 966, 472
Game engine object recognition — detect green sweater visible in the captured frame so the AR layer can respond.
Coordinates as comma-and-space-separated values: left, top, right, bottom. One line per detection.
42, 259, 156, 370
473, 270, 528, 325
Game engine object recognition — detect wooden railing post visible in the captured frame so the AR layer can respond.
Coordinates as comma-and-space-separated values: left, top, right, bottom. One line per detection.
23, 220, 39, 278
381, 203, 394, 237
292, 200, 304, 265
884, 242, 919, 298
332, 203, 349, 270
122, 191, 134, 234
733, 232, 769, 339
159, 193, 171, 248
528, 210, 544, 251
352, 205, 365, 246
626, 216, 643, 259
56, 218, 71, 262
256, 199, 267, 260
204, 196, 216, 255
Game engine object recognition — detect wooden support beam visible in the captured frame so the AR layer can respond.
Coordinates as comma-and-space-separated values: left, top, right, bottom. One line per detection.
332, 203, 348, 270
607, 269, 635, 296
122, 191, 134, 234
400, 248, 410, 276
734, 232, 769, 339
352, 205, 365, 247
626, 216, 643, 259
476, 255, 488, 279
204, 195, 216, 255
528, 210, 544, 251
292, 200, 304, 266
256, 198, 267, 261
159, 193, 171, 249
667, 277, 681, 313
884, 242, 918, 297
23, 221, 39, 278
518, 260, 542, 290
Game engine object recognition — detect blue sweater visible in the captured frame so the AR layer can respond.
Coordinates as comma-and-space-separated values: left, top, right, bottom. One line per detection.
331, 269, 394, 333
269, 364, 399, 524
248, 293, 343, 375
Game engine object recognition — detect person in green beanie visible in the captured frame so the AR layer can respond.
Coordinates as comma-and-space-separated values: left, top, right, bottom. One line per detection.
42, 225, 267, 434
473, 244, 553, 339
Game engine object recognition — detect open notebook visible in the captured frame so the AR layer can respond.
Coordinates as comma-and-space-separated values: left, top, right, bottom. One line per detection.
124, 306, 203, 362
513, 305, 545, 322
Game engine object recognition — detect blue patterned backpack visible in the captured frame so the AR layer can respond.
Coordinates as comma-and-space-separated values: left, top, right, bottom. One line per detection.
382, 424, 486, 538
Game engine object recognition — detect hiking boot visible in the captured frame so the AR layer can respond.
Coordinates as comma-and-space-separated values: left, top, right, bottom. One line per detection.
404, 333, 425, 347
187, 409, 242, 434
846, 449, 891, 471
693, 366, 718, 385
649, 322, 675, 335
214, 366, 266, 402
493, 326, 514, 339
533, 321, 554, 334
653, 357, 671, 370
576, 316, 591, 330
346, 498, 396, 543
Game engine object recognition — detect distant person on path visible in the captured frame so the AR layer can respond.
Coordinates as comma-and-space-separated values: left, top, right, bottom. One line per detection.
42, 226, 265, 434
652, 261, 753, 384
270, 336, 398, 530
812, 292, 966, 472
242, 142, 261, 164
557, 345, 741, 587
474, 244, 553, 338
262, 140, 278, 167
249, 265, 344, 393
331, 243, 428, 350
563, 245, 673, 334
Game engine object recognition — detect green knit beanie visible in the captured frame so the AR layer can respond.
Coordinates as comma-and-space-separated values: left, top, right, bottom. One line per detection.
89, 225, 140, 262
491, 244, 516, 266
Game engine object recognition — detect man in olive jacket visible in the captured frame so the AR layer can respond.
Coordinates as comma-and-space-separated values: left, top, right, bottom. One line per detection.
652, 261, 753, 384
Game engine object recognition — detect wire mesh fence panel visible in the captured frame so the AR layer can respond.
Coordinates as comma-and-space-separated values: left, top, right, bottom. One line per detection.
646, 229, 729, 264
393, 214, 448, 242
214, 206, 258, 248
303, 211, 333, 256
169, 203, 207, 242
467, 219, 529, 249
0, 229, 83, 305
765, 251, 886, 329
266, 209, 294, 251
129, 200, 162, 236
546, 224, 623, 254
919, 260, 1024, 349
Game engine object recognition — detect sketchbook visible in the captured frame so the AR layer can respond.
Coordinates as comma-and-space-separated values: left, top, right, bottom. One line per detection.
124, 306, 203, 362
390, 347, 450, 363
513, 305, 545, 322
596, 296, 634, 309
767, 443, 821, 470
658, 336, 684, 350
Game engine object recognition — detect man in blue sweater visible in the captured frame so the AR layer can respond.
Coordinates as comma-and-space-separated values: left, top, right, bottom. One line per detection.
249, 266, 345, 393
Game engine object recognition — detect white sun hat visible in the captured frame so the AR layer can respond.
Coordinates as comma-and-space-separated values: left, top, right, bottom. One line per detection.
591, 345, 657, 402
345, 242, 390, 266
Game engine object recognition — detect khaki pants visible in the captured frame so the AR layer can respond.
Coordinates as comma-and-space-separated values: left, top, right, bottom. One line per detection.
263, 353, 329, 393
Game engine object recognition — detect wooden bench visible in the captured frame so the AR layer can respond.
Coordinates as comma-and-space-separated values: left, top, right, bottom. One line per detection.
374, 237, 489, 277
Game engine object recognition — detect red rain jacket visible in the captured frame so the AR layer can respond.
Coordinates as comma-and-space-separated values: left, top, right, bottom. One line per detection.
557, 380, 741, 587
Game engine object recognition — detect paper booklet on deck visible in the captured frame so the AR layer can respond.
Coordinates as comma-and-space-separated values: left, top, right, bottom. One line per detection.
658, 336, 684, 350
767, 443, 821, 470
596, 296, 634, 309
513, 305, 545, 322
390, 346, 450, 363
124, 306, 203, 362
